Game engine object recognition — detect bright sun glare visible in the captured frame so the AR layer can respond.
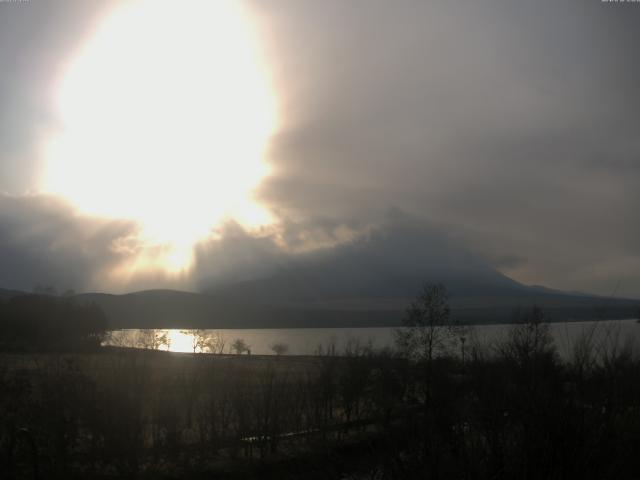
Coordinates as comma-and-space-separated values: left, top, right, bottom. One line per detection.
42, 0, 277, 271
164, 330, 194, 353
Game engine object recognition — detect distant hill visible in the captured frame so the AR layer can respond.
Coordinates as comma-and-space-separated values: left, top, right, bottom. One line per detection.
70, 288, 640, 330
72, 290, 403, 329
0, 288, 26, 301
2, 285, 637, 330
202, 224, 639, 327
5, 221, 640, 329
209, 222, 527, 304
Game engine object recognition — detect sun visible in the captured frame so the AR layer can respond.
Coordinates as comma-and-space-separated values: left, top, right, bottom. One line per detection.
165, 330, 195, 353
42, 0, 277, 271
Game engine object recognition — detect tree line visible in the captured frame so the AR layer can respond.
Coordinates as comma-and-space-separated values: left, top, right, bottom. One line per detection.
1, 284, 640, 478
0, 295, 107, 351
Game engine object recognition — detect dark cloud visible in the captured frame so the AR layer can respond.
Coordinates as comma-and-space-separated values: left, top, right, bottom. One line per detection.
195, 212, 523, 302
0, 1, 639, 297
250, 0, 640, 296
165, 210, 499, 299
192, 221, 288, 289
0, 193, 135, 292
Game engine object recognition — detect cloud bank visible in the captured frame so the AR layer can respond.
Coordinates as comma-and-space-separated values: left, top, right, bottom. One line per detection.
1, 0, 639, 297
250, 0, 640, 296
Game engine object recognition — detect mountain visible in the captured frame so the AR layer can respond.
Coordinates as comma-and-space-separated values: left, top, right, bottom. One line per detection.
70, 287, 639, 330
207, 224, 636, 319
72, 290, 400, 329
76, 224, 638, 329
4, 222, 639, 329
209, 222, 526, 304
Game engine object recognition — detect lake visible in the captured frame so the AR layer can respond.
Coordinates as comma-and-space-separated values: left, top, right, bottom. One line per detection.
104, 318, 640, 358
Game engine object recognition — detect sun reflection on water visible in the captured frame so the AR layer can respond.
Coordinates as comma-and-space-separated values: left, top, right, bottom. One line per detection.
165, 330, 195, 353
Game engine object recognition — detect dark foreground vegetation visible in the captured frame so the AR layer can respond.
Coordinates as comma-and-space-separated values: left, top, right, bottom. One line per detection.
0, 295, 106, 351
2, 287, 640, 479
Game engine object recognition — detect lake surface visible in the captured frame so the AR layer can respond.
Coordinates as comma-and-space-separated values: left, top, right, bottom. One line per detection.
104, 319, 640, 358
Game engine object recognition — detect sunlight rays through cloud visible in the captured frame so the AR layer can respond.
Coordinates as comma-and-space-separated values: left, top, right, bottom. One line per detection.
41, 0, 278, 273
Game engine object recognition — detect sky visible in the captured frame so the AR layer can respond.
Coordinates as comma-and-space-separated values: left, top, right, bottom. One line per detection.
0, 0, 639, 298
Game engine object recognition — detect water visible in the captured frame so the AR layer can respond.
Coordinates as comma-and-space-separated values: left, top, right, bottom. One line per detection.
103, 319, 640, 358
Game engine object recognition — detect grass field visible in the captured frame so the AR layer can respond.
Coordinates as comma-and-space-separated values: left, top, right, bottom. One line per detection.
4, 319, 640, 479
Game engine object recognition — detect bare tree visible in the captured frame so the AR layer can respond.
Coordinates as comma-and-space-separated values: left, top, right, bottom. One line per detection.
177, 329, 226, 354
205, 331, 227, 354
497, 305, 555, 365
104, 330, 142, 349
188, 329, 210, 353
395, 283, 459, 362
231, 338, 249, 355
270, 342, 289, 356
138, 329, 169, 350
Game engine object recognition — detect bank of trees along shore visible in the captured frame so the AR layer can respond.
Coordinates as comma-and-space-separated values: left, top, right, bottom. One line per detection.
2, 285, 640, 478
106, 329, 231, 354
0, 294, 107, 351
